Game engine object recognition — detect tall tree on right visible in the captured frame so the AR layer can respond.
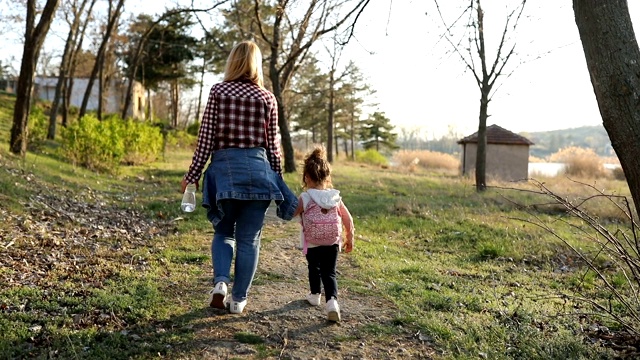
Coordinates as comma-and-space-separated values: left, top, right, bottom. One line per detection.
432, 0, 526, 191
573, 0, 640, 216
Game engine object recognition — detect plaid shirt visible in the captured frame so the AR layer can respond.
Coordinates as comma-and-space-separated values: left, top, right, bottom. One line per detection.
185, 80, 282, 184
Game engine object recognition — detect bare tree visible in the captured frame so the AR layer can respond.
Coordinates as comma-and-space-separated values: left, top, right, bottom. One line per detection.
47, 0, 95, 139
9, 0, 60, 156
325, 37, 344, 163
573, 0, 640, 216
324, 42, 366, 162
433, 0, 526, 191
252, 0, 371, 173
78, 0, 125, 120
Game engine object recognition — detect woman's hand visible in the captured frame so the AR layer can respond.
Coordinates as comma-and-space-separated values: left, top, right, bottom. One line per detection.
181, 178, 198, 193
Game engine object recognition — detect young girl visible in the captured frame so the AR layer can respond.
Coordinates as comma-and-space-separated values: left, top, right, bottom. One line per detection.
293, 147, 354, 322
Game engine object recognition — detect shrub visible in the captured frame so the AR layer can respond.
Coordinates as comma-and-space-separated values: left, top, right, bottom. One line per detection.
610, 166, 626, 181
549, 146, 606, 178
60, 115, 125, 172
166, 129, 196, 149
27, 107, 48, 151
121, 120, 163, 165
60, 115, 163, 173
526, 179, 640, 339
355, 149, 388, 166
186, 121, 200, 136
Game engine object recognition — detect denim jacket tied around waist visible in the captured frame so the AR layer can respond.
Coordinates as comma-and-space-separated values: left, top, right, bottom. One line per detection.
201, 147, 298, 225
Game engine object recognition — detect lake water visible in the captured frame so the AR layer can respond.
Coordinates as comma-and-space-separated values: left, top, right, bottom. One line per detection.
528, 162, 621, 177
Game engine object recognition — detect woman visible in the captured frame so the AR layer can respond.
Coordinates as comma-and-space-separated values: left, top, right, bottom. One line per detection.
181, 40, 297, 314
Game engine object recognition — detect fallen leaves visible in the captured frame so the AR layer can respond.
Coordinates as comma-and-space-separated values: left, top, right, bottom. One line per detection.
0, 166, 174, 334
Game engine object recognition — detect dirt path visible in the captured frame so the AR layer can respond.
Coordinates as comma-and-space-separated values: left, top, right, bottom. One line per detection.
181, 206, 436, 359
0, 159, 433, 359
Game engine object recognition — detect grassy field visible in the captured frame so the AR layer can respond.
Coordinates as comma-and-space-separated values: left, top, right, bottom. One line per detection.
0, 93, 635, 359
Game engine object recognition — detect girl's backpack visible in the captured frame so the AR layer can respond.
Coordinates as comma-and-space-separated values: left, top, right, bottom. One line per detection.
302, 197, 342, 252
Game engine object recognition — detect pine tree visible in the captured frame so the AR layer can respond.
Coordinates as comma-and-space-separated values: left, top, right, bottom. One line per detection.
360, 112, 398, 152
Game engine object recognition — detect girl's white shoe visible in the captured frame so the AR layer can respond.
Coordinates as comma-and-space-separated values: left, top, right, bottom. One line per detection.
326, 297, 341, 322
306, 293, 321, 306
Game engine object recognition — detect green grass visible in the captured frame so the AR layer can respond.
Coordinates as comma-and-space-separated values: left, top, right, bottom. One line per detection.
0, 93, 628, 359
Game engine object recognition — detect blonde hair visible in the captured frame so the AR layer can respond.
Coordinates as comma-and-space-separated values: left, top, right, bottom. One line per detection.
302, 146, 332, 189
223, 41, 264, 88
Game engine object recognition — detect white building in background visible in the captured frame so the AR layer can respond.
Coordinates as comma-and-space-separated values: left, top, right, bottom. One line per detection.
33, 77, 147, 120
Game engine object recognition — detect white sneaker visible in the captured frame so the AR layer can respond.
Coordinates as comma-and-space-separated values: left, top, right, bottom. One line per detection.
306, 293, 321, 306
230, 299, 247, 314
326, 297, 341, 322
208, 282, 227, 309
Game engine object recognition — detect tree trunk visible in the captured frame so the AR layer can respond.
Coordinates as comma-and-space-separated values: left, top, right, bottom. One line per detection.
334, 130, 339, 159
350, 105, 355, 160
327, 69, 335, 162
48, 27, 74, 138
573, 0, 640, 216
146, 88, 152, 120
342, 124, 348, 158
475, 88, 489, 191
97, 56, 103, 120
474, 0, 489, 192
268, 54, 295, 171
275, 91, 295, 172
9, 0, 60, 156
196, 57, 206, 122
62, 0, 95, 126
78, 0, 124, 119
171, 78, 180, 127
48, 0, 90, 139
266, 11, 296, 173
62, 76, 73, 126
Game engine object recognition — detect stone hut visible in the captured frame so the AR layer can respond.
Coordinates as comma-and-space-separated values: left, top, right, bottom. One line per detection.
457, 124, 534, 181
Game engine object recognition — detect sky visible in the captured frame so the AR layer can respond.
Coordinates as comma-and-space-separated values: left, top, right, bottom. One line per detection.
341, 0, 640, 138
2, 1, 639, 139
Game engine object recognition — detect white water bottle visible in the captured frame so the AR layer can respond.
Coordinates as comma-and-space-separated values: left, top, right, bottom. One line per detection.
181, 184, 197, 212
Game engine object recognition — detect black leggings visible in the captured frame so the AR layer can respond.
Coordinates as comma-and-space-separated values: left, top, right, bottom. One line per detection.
305, 244, 339, 302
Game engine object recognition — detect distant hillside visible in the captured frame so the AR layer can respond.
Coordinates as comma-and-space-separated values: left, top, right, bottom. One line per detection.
520, 125, 612, 159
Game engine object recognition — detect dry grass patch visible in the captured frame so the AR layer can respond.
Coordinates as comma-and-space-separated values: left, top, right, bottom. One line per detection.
529, 155, 546, 163
393, 150, 459, 173
549, 146, 606, 178
497, 175, 633, 223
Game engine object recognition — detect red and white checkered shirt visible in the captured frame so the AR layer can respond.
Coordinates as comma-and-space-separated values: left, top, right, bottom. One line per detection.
184, 80, 282, 184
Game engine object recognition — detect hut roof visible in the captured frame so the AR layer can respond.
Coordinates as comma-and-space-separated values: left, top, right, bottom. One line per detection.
457, 124, 534, 145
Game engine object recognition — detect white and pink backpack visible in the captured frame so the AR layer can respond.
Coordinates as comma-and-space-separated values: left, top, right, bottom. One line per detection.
300, 190, 343, 254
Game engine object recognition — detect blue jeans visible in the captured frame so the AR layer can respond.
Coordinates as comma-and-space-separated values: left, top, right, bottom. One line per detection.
202, 148, 298, 224
212, 199, 271, 302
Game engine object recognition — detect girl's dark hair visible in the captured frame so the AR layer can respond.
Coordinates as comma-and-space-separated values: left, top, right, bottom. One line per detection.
302, 146, 331, 188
